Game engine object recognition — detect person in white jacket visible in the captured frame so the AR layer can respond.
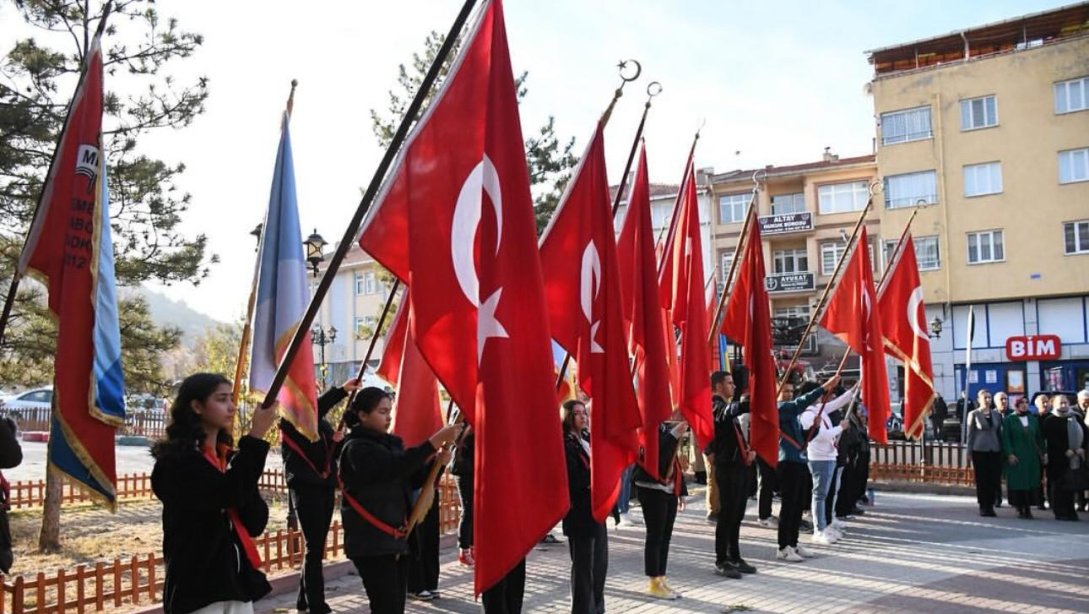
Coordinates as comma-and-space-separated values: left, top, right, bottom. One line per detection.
799, 384, 857, 545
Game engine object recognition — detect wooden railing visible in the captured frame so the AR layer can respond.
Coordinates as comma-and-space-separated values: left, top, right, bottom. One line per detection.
869, 441, 974, 486
0, 475, 462, 614
2, 408, 167, 441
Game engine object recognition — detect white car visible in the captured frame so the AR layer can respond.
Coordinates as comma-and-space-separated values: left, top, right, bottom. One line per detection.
1, 387, 53, 411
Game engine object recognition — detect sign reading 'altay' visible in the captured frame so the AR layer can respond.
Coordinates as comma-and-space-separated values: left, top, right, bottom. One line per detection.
764, 272, 816, 293
758, 212, 813, 235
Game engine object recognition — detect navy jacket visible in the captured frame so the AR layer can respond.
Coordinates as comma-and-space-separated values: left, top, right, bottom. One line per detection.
778, 387, 825, 464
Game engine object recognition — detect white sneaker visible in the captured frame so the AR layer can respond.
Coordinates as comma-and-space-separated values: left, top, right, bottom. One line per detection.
777, 546, 804, 562
794, 544, 815, 558
830, 519, 847, 532
758, 517, 779, 528
619, 512, 642, 526
812, 530, 834, 545
826, 526, 844, 540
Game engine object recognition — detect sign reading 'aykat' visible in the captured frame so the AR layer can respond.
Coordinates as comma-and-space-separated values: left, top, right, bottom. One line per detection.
1005, 335, 1061, 361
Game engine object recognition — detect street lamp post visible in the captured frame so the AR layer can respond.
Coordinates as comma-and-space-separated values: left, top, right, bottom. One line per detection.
311, 323, 337, 392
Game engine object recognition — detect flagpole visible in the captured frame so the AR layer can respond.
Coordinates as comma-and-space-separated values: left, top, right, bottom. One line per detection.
876, 209, 919, 298
0, 1, 115, 346
776, 195, 873, 396
260, 0, 478, 409
707, 169, 764, 344
610, 81, 662, 217
657, 129, 702, 277
340, 278, 403, 424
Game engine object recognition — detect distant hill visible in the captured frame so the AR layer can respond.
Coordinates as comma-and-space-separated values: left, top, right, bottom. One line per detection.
121, 286, 225, 347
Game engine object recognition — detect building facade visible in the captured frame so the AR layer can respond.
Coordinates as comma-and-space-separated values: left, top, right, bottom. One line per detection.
867, 3, 1089, 402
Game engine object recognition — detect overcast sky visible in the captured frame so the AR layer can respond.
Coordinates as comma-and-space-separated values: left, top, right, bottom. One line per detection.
0, 0, 1068, 322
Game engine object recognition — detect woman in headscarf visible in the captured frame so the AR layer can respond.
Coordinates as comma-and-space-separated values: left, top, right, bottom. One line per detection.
1000, 397, 1044, 519
1041, 395, 1089, 521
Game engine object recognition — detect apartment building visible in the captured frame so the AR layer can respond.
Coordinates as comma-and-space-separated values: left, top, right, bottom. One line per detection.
867, 2, 1089, 401
708, 151, 880, 372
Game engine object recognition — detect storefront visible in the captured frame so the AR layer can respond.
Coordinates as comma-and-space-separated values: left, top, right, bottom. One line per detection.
1039, 359, 1089, 395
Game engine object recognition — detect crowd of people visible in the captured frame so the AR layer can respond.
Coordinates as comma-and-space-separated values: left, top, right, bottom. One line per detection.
149, 370, 1087, 614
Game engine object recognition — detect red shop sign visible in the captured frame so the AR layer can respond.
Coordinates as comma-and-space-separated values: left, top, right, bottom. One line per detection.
1005, 335, 1061, 361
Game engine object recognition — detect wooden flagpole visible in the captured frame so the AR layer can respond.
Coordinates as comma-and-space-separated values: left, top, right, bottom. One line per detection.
260, 0, 478, 409
707, 169, 764, 344
338, 278, 402, 425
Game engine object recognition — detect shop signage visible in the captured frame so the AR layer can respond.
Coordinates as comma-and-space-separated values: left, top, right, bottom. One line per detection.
1005, 334, 1061, 361
764, 272, 815, 293
758, 212, 813, 235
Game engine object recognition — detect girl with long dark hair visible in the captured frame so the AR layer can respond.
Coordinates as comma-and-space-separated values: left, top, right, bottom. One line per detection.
151, 373, 280, 614
561, 399, 607, 614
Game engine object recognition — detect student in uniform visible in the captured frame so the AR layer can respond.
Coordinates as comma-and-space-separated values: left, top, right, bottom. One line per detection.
339, 387, 461, 614
635, 413, 688, 600
561, 400, 607, 614
151, 373, 279, 614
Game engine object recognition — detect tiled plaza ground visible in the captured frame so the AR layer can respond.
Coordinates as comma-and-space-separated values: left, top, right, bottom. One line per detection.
261, 489, 1089, 613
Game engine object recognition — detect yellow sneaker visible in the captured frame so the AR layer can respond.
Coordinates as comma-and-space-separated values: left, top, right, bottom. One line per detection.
660, 576, 682, 598
648, 576, 679, 600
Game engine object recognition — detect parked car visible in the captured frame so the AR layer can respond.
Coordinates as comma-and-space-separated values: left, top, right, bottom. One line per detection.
1, 387, 53, 411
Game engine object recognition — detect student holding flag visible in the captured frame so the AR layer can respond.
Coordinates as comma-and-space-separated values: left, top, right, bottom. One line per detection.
151, 374, 279, 614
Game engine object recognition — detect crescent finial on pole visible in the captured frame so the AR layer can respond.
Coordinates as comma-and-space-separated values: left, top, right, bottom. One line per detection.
600, 59, 642, 125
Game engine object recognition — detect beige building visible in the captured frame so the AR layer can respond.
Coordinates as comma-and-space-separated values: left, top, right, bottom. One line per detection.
708, 152, 880, 371
867, 3, 1089, 401
310, 242, 392, 389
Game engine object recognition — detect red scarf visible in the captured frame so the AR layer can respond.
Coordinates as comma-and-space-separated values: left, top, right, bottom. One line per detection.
202, 444, 262, 571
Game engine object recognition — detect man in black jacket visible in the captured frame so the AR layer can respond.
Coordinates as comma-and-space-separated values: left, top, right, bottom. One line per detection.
705, 368, 757, 578
280, 379, 358, 614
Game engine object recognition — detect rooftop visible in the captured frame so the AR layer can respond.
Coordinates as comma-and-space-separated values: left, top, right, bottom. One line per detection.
866, 2, 1089, 76
711, 153, 876, 185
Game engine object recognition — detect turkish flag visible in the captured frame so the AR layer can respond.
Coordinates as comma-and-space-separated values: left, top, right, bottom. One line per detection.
878, 236, 935, 440
540, 123, 641, 521
356, 0, 568, 594
721, 220, 780, 466
616, 143, 673, 482
656, 158, 691, 313
819, 228, 890, 443
665, 165, 715, 448
377, 289, 444, 448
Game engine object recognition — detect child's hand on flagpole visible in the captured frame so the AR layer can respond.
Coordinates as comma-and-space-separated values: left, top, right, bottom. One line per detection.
249, 401, 279, 439
341, 378, 362, 393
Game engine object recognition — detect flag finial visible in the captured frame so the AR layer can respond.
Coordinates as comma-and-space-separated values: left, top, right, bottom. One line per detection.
286, 79, 299, 117
600, 59, 642, 125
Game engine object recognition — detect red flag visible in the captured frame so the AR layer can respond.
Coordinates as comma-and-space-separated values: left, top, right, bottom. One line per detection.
377, 290, 444, 448
17, 35, 122, 505
666, 165, 715, 447
878, 236, 935, 440
356, 0, 567, 593
540, 124, 642, 522
819, 228, 891, 443
616, 143, 673, 481
721, 220, 781, 467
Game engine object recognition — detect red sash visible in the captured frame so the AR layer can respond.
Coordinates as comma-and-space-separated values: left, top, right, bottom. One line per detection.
336, 471, 408, 540
732, 421, 753, 466
281, 430, 332, 479
202, 445, 262, 571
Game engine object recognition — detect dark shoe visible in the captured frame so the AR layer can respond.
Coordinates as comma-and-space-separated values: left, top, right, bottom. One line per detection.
694, 471, 708, 485
981, 507, 997, 517
540, 533, 562, 544
849, 507, 866, 516
799, 519, 813, 531
731, 558, 757, 574
706, 513, 719, 524
994, 501, 1002, 508
408, 591, 436, 601
714, 562, 742, 579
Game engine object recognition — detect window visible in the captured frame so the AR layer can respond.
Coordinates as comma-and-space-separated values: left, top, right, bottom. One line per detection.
914, 236, 940, 270
354, 273, 365, 295
771, 193, 805, 215
818, 181, 868, 214
963, 162, 1002, 197
820, 242, 846, 275
960, 95, 998, 130
967, 230, 1004, 264
651, 202, 671, 230
884, 170, 937, 208
1059, 148, 1089, 184
772, 248, 808, 274
880, 106, 932, 145
719, 193, 748, 224
355, 316, 377, 339
719, 249, 735, 282
1065, 221, 1089, 255
1054, 76, 1088, 114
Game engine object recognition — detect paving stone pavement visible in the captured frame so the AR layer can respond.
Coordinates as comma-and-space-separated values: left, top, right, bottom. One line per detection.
259, 489, 1089, 613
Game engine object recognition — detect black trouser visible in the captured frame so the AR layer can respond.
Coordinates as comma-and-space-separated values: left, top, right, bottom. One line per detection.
747, 462, 758, 498
836, 459, 861, 518
776, 461, 807, 549
1036, 466, 1048, 508
1008, 489, 1033, 512
757, 457, 776, 520
352, 554, 409, 614
292, 484, 335, 614
568, 523, 607, 614
408, 495, 440, 594
456, 471, 474, 549
637, 487, 677, 577
972, 451, 1002, 510
1049, 470, 1076, 519
481, 558, 526, 613
715, 463, 750, 564
800, 464, 812, 516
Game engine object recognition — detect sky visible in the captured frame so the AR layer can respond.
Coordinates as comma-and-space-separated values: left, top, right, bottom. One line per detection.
0, 0, 1071, 322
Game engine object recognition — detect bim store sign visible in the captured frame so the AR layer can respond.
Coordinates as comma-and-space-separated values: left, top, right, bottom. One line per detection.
758, 212, 813, 235
1005, 335, 1061, 361
764, 272, 815, 294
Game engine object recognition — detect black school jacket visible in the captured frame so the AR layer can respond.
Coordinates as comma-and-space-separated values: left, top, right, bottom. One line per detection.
634, 424, 689, 497
280, 386, 348, 490
562, 430, 603, 538
339, 426, 436, 558
151, 436, 271, 614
